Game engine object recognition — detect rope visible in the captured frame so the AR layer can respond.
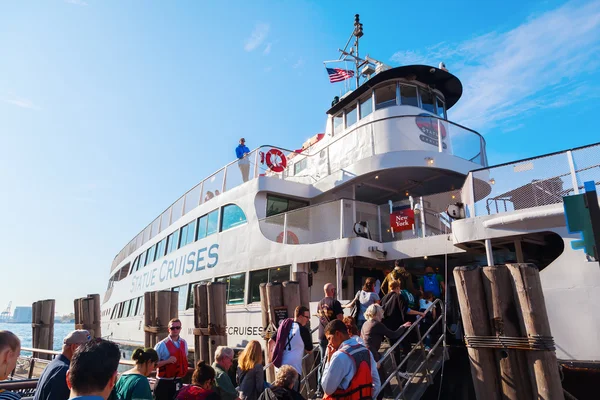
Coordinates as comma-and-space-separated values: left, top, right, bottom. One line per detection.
464, 335, 556, 351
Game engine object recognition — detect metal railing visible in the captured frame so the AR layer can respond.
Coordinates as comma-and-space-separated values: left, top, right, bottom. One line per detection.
112, 115, 485, 273
374, 298, 446, 399
470, 142, 600, 217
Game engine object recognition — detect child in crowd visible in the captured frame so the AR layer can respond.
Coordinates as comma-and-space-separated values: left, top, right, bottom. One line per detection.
418, 291, 436, 352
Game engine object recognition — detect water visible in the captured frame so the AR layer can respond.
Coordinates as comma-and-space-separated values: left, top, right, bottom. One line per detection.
0, 322, 75, 352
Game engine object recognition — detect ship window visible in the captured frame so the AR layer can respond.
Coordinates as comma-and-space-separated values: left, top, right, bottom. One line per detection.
166, 230, 180, 255
249, 265, 291, 303
180, 220, 197, 248
129, 297, 139, 317
436, 96, 446, 119
136, 296, 144, 316
186, 280, 212, 309
419, 88, 436, 113
221, 204, 247, 232
294, 158, 307, 175
333, 114, 343, 134
155, 238, 167, 261
139, 250, 148, 269
172, 284, 189, 311
146, 245, 156, 265
110, 305, 118, 320
400, 84, 418, 107
345, 106, 357, 128
360, 95, 373, 119
118, 301, 128, 318
216, 273, 246, 305
131, 256, 140, 274
197, 209, 219, 240
375, 84, 396, 110
266, 195, 309, 217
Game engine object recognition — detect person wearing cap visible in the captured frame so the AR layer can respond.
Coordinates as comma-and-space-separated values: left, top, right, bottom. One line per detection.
236, 138, 251, 182
33, 330, 91, 400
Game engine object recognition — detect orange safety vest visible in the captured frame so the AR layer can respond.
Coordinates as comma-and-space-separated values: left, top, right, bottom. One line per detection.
323, 343, 373, 400
157, 337, 188, 379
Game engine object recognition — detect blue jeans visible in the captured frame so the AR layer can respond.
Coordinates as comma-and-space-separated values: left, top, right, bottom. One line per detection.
317, 338, 328, 395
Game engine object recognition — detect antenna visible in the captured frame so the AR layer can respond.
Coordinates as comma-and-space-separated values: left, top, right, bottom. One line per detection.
353, 14, 363, 88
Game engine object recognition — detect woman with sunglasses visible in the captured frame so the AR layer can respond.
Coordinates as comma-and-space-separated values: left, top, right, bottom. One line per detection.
112, 347, 158, 400
177, 361, 219, 400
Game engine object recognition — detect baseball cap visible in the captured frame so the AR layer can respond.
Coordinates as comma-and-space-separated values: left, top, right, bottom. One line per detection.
64, 330, 91, 345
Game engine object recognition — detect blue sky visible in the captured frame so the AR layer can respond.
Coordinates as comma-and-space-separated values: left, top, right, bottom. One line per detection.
1, 0, 599, 314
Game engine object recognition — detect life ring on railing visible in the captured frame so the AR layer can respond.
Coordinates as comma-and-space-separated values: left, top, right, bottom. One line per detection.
276, 231, 299, 244
265, 149, 287, 173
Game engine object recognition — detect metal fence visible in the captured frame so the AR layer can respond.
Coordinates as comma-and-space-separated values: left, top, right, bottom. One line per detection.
471, 143, 600, 216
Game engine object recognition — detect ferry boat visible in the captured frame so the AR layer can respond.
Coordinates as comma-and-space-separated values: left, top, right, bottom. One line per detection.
101, 14, 600, 386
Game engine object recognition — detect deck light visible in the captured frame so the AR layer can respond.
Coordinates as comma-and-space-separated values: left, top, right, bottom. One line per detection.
424, 256, 428, 260
425, 157, 434, 165
375, 175, 379, 179
405, 191, 409, 196
490, 178, 496, 185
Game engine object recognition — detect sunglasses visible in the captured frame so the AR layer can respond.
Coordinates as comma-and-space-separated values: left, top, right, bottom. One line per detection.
169, 326, 182, 330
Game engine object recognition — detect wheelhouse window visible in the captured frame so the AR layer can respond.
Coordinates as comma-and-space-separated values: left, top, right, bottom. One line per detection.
180, 220, 197, 248
198, 209, 219, 240
217, 273, 246, 305
221, 204, 247, 232
266, 195, 309, 217
166, 230, 180, 255
419, 88, 436, 114
359, 95, 373, 119
400, 84, 419, 107
249, 265, 291, 303
345, 105, 357, 128
375, 84, 396, 110
333, 114, 343, 134
436, 96, 446, 119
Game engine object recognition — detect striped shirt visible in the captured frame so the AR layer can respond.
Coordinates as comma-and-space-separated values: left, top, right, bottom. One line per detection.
0, 390, 21, 400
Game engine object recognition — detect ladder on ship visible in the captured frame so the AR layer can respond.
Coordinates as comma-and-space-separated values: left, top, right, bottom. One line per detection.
297, 299, 447, 400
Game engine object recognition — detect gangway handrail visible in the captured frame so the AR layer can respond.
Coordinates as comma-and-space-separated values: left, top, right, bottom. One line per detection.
20, 346, 135, 366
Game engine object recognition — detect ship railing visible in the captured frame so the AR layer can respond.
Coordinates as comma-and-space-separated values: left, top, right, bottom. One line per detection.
374, 298, 446, 399
112, 115, 485, 272
468, 142, 600, 217
258, 193, 459, 245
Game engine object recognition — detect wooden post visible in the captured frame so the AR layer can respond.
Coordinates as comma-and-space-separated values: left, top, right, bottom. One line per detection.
266, 282, 283, 327
74, 294, 102, 339
144, 292, 153, 347
194, 283, 210, 365
282, 281, 301, 319
507, 264, 565, 400
32, 300, 55, 360
482, 266, 532, 399
156, 290, 174, 345
207, 282, 227, 364
293, 272, 310, 309
259, 283, 269, 333
91, 294, 102, 339
453, 266, 501, 400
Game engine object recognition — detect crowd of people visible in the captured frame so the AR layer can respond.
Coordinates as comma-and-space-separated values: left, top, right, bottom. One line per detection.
0, 261, 444, 400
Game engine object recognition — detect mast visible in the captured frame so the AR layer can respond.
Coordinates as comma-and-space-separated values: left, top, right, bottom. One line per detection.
353, 14, 363, 88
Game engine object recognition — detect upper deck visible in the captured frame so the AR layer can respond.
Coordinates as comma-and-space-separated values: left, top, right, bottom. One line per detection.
110, 66, 487, 273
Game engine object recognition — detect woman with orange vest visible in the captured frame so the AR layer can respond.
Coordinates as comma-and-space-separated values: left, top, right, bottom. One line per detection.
321, 320, 380, 400
154, 318, 189, 400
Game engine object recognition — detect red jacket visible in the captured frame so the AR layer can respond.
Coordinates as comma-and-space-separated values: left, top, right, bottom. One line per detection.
158, 337, 189, 379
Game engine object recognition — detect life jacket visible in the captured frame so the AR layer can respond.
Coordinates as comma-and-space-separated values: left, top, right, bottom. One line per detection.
323, 343, 373, 400
157, 337, 188, 379
422, 274, 441, 297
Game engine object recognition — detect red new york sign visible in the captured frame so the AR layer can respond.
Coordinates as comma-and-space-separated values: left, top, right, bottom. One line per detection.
390, 209, 415, 232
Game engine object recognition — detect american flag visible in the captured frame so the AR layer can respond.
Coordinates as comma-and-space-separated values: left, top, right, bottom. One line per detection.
326, 67, 355, 83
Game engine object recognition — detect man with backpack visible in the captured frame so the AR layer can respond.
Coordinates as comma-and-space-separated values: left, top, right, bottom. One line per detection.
270, 306, 313, 391
321, 320, 380, 400
418, 266, 445, 299
315, 283, 343, 397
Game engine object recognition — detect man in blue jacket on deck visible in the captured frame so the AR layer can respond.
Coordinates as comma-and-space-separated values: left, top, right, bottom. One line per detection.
236, 137, 251, 182
34, 330, 91, 400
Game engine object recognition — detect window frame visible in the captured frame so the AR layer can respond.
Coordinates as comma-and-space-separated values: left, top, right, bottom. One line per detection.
220, 204, 248, 232
248, 265, 291, 303
216, 273, 246, 305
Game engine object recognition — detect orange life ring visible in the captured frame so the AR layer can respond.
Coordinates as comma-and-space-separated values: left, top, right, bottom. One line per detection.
276, 231, 299, 244
266, 149, 287, 173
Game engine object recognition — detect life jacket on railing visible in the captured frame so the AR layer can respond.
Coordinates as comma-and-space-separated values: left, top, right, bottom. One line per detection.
323, 343, 373, 400
157, 338, 188, 379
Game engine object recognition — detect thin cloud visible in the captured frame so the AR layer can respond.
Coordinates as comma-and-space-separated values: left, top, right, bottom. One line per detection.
390, 1, 600, 131
263, 43, 272, 55
293, 58, 304, 69
65, 0, 88, 5
244, 23, 270, 52
3, 97, 40, 110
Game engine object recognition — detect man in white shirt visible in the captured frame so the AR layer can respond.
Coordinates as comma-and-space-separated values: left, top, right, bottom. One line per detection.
321, 320, 380, 399
278, 306, 313, 390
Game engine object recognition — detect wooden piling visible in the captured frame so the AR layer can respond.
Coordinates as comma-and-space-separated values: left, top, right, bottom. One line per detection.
259, 283, 269, 333
266, 282, 283, 326
144, 290, 178, 348
207, 282, 227, 364
293, 271, 310, 309
194, 283, 210, 365
453, 266, 501, 400
482, 266, 532, 399
32, 300, 55, 360
282, 281, 301, 319
507, 263, 564, 400
144, 292, 153, 347
74, 294, 101, 338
